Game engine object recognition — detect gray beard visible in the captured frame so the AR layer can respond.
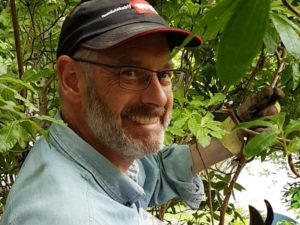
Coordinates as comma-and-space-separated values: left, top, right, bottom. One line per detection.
85, 82, 170, 159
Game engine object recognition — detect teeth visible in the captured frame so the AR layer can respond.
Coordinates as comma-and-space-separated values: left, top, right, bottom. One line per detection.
128, 115, 159, 124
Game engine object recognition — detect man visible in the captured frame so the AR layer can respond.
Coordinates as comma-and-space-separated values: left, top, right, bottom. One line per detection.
0, 0, 281, 224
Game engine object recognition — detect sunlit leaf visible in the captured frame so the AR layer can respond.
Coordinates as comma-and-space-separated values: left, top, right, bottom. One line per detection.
196, 128, 211, 148
286, 120, 300, 135
263, 23, 280, 54
207, 93, 226, 106
271, 13, 300, 59
235, 120, 274, 129
287, 137, 300, 154
0, 122, 29, 152
32, 115, 65, 126
0, 76, 37, 93
188, 115, 201, 136
244, 131, 278, 157
266, 112, 286, 129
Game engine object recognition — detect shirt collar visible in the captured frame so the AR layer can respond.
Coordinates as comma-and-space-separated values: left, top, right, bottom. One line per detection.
48, 113, 145, 206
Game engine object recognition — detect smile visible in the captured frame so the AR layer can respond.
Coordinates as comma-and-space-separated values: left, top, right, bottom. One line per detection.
127, 115, 160, 125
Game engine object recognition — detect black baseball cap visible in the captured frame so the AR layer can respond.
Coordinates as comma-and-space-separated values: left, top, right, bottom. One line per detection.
56, 0, 203, 57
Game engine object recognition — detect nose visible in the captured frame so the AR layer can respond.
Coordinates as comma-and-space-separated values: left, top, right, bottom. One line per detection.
141, 74, 169, 107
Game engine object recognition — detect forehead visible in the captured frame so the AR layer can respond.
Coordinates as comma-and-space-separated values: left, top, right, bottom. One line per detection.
96, 33, 171, 64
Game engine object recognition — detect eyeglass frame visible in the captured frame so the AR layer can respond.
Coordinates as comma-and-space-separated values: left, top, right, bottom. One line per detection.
72, 57, 186, 91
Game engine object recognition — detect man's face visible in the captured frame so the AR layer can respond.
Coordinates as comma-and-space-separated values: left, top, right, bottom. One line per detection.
83, 34, 173, 158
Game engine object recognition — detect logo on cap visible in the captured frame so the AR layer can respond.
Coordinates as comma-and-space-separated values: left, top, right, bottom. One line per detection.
130, 0, 158, 15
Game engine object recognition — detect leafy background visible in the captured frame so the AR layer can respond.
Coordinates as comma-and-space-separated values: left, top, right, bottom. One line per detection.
0, 0, 300, 224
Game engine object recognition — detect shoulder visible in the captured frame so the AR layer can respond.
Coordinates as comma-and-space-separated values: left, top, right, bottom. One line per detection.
1, 138, 95, 225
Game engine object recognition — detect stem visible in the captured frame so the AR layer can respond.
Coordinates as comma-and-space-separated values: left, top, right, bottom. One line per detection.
219, 155, 247, 225
10, 0, 27, 100
271, 51, 285, 88
240, 46, 265, 104
10, 0, 24, 80
195, 142, 215, 225
282, 0, 300, 17
288, 154, 300, 178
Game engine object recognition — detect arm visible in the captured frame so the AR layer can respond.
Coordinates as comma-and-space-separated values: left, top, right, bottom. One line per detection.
190, 86, 284, 175
138, 144, 205, 209
190, 139, 233, 175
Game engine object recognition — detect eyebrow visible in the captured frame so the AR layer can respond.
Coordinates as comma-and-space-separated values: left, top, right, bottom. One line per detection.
115, 57, 174, 70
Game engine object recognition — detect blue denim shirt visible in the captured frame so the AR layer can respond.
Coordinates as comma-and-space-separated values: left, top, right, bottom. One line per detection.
0, 121, 204, 225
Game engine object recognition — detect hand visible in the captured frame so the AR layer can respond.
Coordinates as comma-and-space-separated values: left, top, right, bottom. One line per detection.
237, 86, 285, 121
220, 86, 285, 156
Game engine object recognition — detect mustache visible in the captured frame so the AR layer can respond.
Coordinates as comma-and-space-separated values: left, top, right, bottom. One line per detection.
122, 105, 166, 117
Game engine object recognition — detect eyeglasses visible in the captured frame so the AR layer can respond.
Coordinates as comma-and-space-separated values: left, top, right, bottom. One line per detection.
73, 58, 185, 91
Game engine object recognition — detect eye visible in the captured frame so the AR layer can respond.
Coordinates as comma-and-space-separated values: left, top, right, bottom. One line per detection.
122, 68, 140, 79
158, 71, 173, 85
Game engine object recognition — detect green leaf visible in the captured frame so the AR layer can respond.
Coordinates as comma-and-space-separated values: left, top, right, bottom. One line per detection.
0, 122, 29, 152
22, 68, 53, 82
287, 137, 300, 154
235, 119, 274, 129
198, 0, 240, 41
32, 115, 65, 126
281, 64, 294, 85
207, 93, 226, 106
233, 183, 245, 192
285, 120, 300, 135
271, 13, 300, 59
196, 128, 211, 148
172, 117, 188, 129
168, 126, 185, 136
263, 23, 280, 54
188, 115, 201, 136
173, 84, 186, 107
216, 0, 271, 85
244, 131, 278, 157
0, 76, 37, 93
292, 63, 300, 90
0, 96, 25, 118
266, 112, 286, 129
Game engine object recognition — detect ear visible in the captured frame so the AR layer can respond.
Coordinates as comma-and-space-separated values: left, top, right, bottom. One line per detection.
56, 55, 85, 103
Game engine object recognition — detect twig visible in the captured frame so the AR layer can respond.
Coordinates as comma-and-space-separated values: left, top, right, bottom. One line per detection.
221, 106, 291, 143
271, 51, 286, 88
272, 62, 285, 88
157, 202, 170, 220
288, 154, 300, 178
195, 142, 215, 225
10, 0, 24, 80
219, 154, 247, 225
10, 0, 27, 102
240, 46, 265, 104
282, 0, 300, 17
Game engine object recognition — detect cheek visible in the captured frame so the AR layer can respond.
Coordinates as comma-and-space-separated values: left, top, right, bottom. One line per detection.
98, 82, 133, 119
166, 93, 174, 112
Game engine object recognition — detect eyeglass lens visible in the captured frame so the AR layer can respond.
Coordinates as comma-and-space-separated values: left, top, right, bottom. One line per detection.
119, 67, 184, 91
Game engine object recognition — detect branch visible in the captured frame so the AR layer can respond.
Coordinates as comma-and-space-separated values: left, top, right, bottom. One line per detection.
10, 0, 24, 79
10, 0, 27, 102
288, 154, 300, 178
219, 154, 247, 225
282, 0, 300, 17
195, 142, 215, 225
271, 50, 286, 88
39, 4, 68, 35
239, 46, 266, 104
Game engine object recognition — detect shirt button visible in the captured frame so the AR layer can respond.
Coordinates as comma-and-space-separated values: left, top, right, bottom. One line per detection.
125, 202, 131, 207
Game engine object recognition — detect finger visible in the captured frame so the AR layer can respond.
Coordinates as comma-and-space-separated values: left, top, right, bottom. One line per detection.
270, 87, 285, 102
257, 104, 279, 117
254, 86, 274, 111
237, 87, 273, 121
